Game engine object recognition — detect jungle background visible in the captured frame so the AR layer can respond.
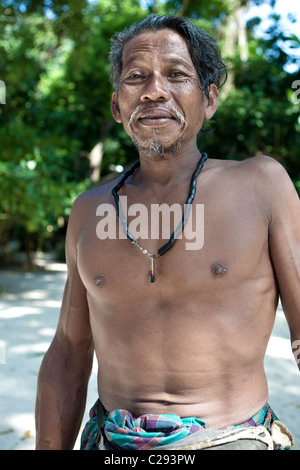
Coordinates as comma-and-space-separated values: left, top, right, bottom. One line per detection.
0, 0, 299, 267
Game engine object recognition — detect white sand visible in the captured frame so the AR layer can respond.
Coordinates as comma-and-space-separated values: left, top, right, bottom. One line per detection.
0, 265, 299, 450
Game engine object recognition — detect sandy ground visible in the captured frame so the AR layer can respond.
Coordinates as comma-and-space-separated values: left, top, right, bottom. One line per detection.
0, 265, 299, 451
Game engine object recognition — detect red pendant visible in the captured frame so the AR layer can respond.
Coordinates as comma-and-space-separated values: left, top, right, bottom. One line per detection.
148, 256, 155, 283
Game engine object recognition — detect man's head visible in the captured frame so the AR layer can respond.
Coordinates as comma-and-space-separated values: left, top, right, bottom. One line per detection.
109, 16, 225, 157
109, 15, 227, 99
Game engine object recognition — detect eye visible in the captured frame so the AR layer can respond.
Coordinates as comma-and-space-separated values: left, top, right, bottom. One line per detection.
170, 71, 184, 77
168, 71, 188, 81
128, 73, 143, 79
124, 72, 145, 83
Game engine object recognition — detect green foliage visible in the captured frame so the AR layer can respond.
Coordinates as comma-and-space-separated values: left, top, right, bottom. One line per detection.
0, 0, 299, 263
0, 1, 144, 261
201, 59, 300, 172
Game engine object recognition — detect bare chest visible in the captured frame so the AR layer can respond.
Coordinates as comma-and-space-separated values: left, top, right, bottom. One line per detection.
76, 188, 270, 302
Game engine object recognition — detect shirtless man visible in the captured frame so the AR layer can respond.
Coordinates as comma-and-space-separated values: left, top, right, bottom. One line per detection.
35, 15, 300, 450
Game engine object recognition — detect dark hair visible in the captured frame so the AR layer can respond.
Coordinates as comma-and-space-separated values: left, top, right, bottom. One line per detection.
109, 15, 227, 98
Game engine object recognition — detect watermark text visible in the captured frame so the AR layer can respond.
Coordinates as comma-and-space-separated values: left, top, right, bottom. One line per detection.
0, 341, 6, 364
96, 197, 204, 251
291, 80, 300, 104
292, 339, 300, 366
0, 80, 6, 104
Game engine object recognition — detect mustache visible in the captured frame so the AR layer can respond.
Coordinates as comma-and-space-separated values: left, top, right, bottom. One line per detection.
128, 104, 187, 127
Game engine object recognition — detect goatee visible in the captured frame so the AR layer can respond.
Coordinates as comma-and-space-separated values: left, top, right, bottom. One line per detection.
132, 136, 182, 158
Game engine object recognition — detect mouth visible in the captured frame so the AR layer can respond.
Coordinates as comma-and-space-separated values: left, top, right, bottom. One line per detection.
138, 109, 176, 127
128, 104, 186, 129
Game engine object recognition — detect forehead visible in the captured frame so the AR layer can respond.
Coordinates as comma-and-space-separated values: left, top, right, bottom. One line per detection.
121, 29, 193, 68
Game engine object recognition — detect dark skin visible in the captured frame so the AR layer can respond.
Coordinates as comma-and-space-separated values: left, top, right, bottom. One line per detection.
35, 29, 300, 450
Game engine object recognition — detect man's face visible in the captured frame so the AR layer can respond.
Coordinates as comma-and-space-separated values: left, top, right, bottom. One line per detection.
111, 29, 218, 157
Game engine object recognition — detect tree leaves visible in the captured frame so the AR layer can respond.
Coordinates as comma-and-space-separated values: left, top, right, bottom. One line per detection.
0, 0, 299, 262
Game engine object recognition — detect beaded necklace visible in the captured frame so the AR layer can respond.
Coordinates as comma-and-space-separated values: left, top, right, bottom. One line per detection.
111, 153, 208, 283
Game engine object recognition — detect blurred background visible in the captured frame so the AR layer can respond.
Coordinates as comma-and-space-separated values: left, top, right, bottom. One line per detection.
0, 0, 299, 267
0, 0, 300, 451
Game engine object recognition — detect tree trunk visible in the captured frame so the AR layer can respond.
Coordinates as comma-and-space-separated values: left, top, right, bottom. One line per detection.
88, 121, 113, 183
221, 0, 250, 96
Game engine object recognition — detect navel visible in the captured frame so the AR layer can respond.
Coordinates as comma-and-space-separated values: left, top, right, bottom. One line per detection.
211, 262, 228, 276
93, 274, 105, 287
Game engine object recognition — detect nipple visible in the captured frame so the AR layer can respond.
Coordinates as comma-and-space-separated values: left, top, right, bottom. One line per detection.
211, 262, 228, 276
93, 274, 105, 287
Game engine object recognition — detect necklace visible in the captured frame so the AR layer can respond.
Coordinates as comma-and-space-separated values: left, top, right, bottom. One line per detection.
111, 153, 208, 283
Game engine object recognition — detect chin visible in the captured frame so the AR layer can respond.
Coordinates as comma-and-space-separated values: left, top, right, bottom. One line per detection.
132, 136, 183, 157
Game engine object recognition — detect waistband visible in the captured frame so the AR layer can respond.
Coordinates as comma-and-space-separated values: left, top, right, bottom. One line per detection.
94, 400, 278, 450
80, 399, 293, 451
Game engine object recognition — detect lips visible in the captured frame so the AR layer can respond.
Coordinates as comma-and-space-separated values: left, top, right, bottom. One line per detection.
138, 109, 175, 120
137, 108, 176, 127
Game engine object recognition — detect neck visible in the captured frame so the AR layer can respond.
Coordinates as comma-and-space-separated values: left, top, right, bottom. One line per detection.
134, 145, 203, 188
111, 152, 208, 283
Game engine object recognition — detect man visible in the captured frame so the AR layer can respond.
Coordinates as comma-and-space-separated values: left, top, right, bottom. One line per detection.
35, 15, 299, 450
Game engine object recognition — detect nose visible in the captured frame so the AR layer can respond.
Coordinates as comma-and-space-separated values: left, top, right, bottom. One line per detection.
140, 73, 171, 102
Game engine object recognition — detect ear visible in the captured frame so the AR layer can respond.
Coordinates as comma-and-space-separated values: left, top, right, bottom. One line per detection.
204, 85, 219, 121
111, 92, 122, 123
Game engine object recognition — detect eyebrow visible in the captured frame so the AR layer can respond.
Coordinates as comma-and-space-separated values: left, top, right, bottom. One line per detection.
123, 55, 195, 70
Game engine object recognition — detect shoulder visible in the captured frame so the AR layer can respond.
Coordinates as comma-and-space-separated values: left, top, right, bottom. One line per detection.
239, 156, 299, 224
240, 155, 296, 198
207, 155, 298, 220
65, 177, 121, 253
239, 154, 288, 177
209, 155, 292, 190
209, 154, 285, 173
70, 177, 120, 218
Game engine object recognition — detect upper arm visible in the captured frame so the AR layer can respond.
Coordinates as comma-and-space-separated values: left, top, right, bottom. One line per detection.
264, 158, 300, 343
55, 194, 93, 356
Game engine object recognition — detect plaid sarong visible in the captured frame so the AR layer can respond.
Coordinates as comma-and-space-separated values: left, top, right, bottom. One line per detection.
104, 411, 206, 450
80, 401, 276, 450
